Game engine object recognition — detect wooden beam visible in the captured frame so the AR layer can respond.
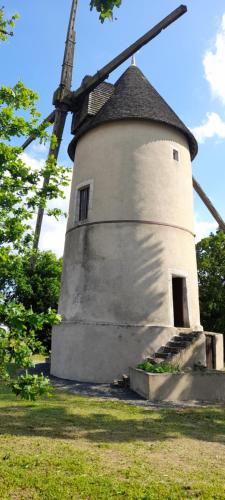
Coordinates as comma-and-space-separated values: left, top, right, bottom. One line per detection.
33, 0, 78, 251
60, 0, 76, 91
65, 4, 187, 109
21, 111, 55, 150
23, 4, 187, 151
193, 176, 225, 232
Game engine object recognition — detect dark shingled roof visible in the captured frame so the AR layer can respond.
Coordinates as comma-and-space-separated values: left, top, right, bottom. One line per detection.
87, 82, 115, 117
68, 65, 198, 161
71, 81, 114, 132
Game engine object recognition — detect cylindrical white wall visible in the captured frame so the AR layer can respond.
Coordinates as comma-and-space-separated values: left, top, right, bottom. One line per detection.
51, 120, 201, 382
67, 121, 195, 231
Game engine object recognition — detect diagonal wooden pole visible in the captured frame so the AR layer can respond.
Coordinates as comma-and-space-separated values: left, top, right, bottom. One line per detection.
33, 0, 78, 251
193, 176, 225, 232
21, 111, 55, 150
23, 5, 188, 152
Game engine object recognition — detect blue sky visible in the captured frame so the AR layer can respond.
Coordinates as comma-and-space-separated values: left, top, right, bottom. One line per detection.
2, 0, 225, 255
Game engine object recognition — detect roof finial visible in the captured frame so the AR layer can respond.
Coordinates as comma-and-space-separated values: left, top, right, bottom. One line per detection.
131, 54, 136, 66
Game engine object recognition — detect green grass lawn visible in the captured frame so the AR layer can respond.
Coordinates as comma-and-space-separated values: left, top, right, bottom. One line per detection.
0, 382, 225, 499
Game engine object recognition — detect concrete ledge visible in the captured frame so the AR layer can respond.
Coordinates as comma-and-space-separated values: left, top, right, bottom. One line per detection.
129, 367, 225, 402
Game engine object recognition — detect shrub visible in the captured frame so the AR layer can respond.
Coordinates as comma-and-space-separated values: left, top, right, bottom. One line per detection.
137, 361, 180, 373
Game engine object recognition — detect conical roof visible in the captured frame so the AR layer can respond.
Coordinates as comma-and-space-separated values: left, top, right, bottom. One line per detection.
68, 65, 197, 160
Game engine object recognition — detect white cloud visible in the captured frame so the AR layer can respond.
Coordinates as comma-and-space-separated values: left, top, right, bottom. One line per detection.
192, 13, 225, 142
39, 214, 67, 257
194, 219, 217, 242
203, 13, 225, 105
31, 142, 48, 154
20, 151, 45, 172
20, 152, 71, 256
192, 111, 225, 143
39, 179, 71, 257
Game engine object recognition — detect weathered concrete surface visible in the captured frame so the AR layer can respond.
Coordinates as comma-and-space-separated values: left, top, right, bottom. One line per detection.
51, 323, 179, 382
130, 368, 225, 402
51, 120, 201, 382
168, 332, 206, 369
51, 326, 207, 382
57, 223, 200, 328
67, 121, 196, 232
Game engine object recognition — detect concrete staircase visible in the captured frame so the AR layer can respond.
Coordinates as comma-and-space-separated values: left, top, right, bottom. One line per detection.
148, 331, 202, 364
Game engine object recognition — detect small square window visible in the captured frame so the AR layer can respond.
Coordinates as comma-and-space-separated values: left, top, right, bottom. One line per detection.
173, 149, 179, 161
79, 186, 90, 221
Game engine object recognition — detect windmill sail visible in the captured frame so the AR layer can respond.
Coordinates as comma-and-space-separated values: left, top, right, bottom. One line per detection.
21, 3, 224, 237
32, 0, 78, 251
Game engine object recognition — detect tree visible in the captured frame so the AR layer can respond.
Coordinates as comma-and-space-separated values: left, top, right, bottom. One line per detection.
0, 85, 65, 398
197, 230, 225, 343
0, 81, 68, 397
0, 0, 124, 399
0, 250, 63, 350
0, 7, 69, 399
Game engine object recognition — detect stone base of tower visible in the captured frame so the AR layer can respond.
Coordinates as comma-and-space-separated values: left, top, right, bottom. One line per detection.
50, 322, 204, 383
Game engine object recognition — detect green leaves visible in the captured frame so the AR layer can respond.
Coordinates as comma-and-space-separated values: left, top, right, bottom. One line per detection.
90, 0, 122, 22
0, 86, 70, 249
11, 372, 52, 401
0, 249, 63, 353
137, 361, 180, 373
0, 7, 69, 401
0, 22, 70, 400
197, 230, 225, 337
0, 7, 19, 41
0, 298, 60, 397
0, 82, 40, 140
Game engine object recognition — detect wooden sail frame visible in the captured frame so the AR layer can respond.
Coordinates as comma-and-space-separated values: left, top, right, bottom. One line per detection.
21, 2, 224, 245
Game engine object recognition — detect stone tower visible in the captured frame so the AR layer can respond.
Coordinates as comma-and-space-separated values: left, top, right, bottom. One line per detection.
51, 65, 202, 382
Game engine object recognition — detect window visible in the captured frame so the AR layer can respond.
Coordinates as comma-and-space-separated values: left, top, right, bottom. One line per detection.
75, 179, 93, 223
173, 149, 179, 161
78, 185, 90, 221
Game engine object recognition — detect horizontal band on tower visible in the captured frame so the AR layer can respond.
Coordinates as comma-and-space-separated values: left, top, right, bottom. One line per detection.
66, 220, 195, 237
57, 319, 177, 328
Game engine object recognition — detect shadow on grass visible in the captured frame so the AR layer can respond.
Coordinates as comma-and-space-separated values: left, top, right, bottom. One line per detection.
0, 385, 225, 445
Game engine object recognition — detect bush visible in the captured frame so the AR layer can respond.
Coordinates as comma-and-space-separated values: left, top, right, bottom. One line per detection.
0, 300, 60, 399
0, 250, 63, 350
137, 361, 180, 373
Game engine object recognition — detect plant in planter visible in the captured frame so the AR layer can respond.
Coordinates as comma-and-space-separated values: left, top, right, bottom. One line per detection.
137, 360, 180, 373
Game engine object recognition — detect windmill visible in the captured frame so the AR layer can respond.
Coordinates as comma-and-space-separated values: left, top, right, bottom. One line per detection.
22, 2, 225, 251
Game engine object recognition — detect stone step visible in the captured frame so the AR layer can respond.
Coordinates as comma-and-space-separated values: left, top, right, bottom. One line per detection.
173, 336, 188, 342
151, 331, 201, 363
155, 352, 172, 359
162, 346, 181, 354
179, 333, 198, 342
168, 341, 189, 349
179, 332, 199, 339
113, 375, 130, 388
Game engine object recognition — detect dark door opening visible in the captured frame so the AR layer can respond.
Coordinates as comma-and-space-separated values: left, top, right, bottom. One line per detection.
172, 277, 187, 327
